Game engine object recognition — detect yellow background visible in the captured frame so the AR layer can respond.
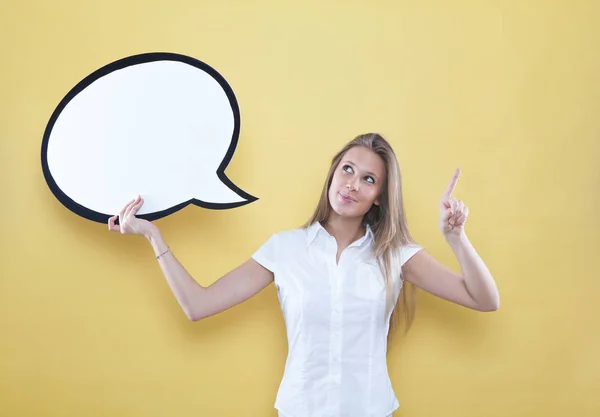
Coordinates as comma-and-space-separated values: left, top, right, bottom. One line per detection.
1, 1, 599, 416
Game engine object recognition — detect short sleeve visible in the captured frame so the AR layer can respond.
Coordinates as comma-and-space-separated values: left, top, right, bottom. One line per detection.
399, 243, 423, 267
252, 233, 278, 272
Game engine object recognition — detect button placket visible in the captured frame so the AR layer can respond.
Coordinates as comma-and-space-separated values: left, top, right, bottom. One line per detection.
333, 263, 343, 373
325, 243, 343, 415
330, 263, 344, 415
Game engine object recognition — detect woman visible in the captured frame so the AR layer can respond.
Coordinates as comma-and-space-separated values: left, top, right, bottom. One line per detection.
108, 133, 499, 417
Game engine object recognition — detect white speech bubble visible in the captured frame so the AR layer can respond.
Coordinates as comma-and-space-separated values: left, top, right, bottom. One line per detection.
41, 52, 257, 223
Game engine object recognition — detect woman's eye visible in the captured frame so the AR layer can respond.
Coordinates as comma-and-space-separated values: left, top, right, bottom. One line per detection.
343, 165, 354, 174
365, 176, 375, 184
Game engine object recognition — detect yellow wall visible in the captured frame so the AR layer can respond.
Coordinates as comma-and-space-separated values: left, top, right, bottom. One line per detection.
1, 1, 599, 416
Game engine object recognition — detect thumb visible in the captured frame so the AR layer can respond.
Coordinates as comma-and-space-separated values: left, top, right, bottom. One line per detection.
440, 198, 452, 212
444, 207, 454, 221
107, 215, 120, 232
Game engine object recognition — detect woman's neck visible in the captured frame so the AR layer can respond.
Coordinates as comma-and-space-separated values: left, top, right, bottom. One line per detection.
322, 213, 366, 250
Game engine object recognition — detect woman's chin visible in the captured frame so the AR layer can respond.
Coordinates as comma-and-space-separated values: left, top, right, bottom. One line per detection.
330, 203, 365, 219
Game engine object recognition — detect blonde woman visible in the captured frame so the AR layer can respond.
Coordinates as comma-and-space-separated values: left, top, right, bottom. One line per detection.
109, 133, 499, 417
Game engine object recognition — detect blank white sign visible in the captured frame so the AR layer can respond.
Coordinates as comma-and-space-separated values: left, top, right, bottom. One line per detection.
41, 52, 256, 223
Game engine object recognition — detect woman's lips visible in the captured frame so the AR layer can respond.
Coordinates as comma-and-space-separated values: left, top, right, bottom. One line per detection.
339, 193, 356, 203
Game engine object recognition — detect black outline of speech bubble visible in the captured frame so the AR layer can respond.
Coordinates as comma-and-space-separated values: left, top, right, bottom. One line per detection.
41, 52, 257, 224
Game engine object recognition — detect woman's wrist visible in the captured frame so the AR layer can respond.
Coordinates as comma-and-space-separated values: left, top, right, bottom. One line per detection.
145, 225, 167, 254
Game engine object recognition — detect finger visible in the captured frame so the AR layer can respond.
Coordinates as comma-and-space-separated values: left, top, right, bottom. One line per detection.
119, 199, 134, 222
455, 213, 467, 225
442, 206, 453, 221
127, 197, 144, 217
442, 168, 461, 200
119, 198, 135, 215
449, 212, 460, 226
449, 201, 463, 225
450, 197, 459, 215
123, 196, 140, 219
455, 205, 469, 225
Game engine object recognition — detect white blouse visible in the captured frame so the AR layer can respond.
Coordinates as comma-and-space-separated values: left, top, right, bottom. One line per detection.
252, 221, 423, 417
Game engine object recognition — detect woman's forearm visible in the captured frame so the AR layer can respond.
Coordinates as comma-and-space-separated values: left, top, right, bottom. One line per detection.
145, 226, 207, 320
447, 232, 500, 311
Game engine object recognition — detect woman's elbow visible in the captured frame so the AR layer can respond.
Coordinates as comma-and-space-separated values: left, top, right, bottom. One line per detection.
185, 308, 204, 322
479, 296, 500, 312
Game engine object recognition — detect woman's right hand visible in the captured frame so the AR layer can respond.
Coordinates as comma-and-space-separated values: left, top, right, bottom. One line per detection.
108, 195, 155, 237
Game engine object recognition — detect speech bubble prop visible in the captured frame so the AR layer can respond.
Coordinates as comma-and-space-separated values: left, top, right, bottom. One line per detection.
41, 52, 256, 223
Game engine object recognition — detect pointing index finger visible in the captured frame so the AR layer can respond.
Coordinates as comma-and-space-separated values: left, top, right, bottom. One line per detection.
443, 168, 461, 199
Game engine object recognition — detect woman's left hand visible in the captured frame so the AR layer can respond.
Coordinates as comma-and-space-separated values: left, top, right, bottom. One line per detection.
439, 168, 469, 239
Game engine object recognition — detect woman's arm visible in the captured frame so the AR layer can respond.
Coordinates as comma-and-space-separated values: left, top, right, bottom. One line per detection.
109, 196, 274, 321
402, 234, 499, 311
402, 169, 499, 312
146, 227, 274, 321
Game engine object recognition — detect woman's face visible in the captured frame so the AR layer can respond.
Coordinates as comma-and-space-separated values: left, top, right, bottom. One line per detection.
328, 146, 385, 219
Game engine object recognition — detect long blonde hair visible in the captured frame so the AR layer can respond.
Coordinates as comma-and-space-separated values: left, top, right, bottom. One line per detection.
304, 133, 418, 341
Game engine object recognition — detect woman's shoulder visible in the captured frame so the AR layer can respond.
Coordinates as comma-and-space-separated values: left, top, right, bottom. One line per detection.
252, 226, 308, 266
396, 241, 424, 266
270, 225, 310, 244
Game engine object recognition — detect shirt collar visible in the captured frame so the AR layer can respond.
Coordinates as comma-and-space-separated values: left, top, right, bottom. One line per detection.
305, 221, 374, 247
